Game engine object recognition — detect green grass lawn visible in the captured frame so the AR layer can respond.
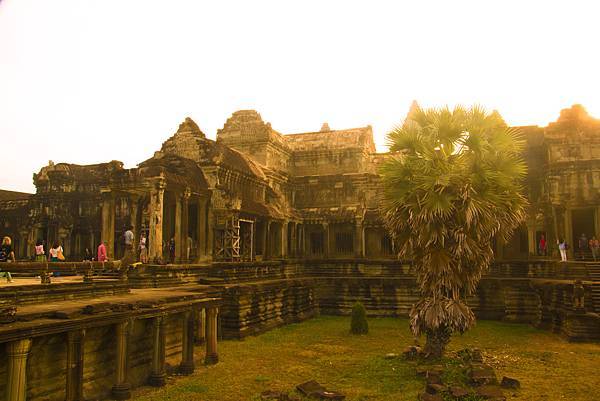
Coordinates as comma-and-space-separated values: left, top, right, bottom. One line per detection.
134, 316, 600, 401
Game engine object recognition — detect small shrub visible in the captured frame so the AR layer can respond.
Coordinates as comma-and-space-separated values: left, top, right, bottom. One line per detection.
350, 302, 369, 334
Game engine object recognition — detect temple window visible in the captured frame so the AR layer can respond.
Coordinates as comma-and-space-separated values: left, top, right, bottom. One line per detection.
335, 232, 353, 255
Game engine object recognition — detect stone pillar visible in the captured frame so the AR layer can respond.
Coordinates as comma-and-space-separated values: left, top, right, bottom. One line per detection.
20, 231, 29, 259
361, 226, 366, 257
261, 220, 268, 259
194, 308, 206, 345
59, 227, 72, 259
204, 307, 219, 365
300, 225, 306, 257
111, 320, 131, 400
323, 223, 330, 257
290, 223, 296, 257
197, 198, 207, 262
281, 220, 288, 258
149, 316, 166, 387
355, 222, 364, 258
101, 190, 116, 260
565, 208, 574, 258
181, 190, 190, 262
495, 238, 505, 261
595, 207, 600, 238
179, 310, 195, 374
527, 223, 536, 256
206, 201, 214, 260
66, 329, 85, 401
6, 338, 32, 401
129, 196, 139, 246
174, 193, 183, 263
265, 221, 271, 260
148, 180, 165, 263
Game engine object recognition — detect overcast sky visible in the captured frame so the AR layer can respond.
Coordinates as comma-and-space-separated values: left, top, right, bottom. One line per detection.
1, 0, 599, 193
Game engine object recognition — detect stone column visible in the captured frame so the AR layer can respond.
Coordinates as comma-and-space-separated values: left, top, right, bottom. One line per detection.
290, 223, 296, 257
20, 231, 29, 259
129, 196, 139, 246
59, 227, 72, 259
101, 190, 116, 260
204, 307, 219, 365
323, 223, 330, 257
174, 192, 183, 263
494, 237, 505, 261
527, 223, 536, 256
111, 320, 131, 400
206, 202, 214, 260
300, 225, 306, 257
194, 308, 206, 345
6, 338, 32, 401
149, 316, 166, 387
179, 310, 195, 374
148, 180, 165, 263
564, 208, 574, 258
66, 329, 85, 401
281, 221, 288, 258
355, 221, 364, 258
361, 226, 366, 257
197, 198, 207, 262
265, 221, 271, 260
181, 190, 190, 262
595, 207, 600, 239
261, 220, 268, 259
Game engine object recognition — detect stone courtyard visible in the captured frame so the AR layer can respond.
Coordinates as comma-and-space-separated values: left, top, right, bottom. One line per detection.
1, 105, 600, 400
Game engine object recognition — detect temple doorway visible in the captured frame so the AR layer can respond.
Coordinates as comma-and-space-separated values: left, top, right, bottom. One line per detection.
572, 208, 596, 251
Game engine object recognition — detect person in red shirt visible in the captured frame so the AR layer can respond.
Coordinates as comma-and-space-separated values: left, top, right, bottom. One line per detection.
538, 234, 547, 256
97, 241, 108, 262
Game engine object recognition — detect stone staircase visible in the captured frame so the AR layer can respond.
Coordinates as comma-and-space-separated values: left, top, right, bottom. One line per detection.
586, 263, 600, 281
586, 263, 600, 313
591, 283, 600, 314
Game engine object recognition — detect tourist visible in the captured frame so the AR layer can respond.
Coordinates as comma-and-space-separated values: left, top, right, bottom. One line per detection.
124, 225, 134, 250
97, 241, 108, 262
169, 237, 175, 263
186, 235, 193, 261
0, 237, 15, 283
538, 234, 547, 256
35, 239, 46, 262
558, 239, 568, 262
48, 242, 64, 262
0, 236, 16, 263
139, 232, 148, 263
123, 225, 135, 263
589, 236, 599, 261
83, 247, 93, 261
0, 237, 13, 282
578, 233, 588, 260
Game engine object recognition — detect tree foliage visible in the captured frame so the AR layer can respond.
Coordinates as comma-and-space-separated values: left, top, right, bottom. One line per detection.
379, 105, 527, 357
350, 301, 369, 334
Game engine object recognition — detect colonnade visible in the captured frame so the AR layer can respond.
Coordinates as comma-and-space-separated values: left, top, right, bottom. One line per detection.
2, 306, 219, 401
101, 182, 211, 264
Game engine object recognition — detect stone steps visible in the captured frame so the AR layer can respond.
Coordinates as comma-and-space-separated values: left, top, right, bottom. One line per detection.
586, 263, 600, 281
591, 283, 600, 313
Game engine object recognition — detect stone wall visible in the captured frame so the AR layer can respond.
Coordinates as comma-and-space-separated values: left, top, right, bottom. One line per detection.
171, 259, 600, 342
0, 316, 186, 401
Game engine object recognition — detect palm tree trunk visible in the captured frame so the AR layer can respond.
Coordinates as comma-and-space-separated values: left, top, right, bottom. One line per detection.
424, 327, 451, 359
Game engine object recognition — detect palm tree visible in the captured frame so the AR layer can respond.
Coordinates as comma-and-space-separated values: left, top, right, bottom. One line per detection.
379, 104, 528, 358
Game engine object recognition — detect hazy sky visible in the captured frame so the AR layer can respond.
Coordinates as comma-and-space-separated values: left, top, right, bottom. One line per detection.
1, 0, 599, 193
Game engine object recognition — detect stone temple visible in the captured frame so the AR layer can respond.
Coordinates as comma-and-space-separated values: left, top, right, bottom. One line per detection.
0, 105, 599, 400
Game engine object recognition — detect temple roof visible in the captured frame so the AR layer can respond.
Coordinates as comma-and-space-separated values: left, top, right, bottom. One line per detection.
34, 161, 124, 184
285, 126, 376, 153
0, 189, 32, 202
137, 153, 209, 190
204, 143, 267, 180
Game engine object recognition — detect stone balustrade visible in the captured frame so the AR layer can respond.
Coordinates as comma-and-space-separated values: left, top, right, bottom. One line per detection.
0, 292, 220, 401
